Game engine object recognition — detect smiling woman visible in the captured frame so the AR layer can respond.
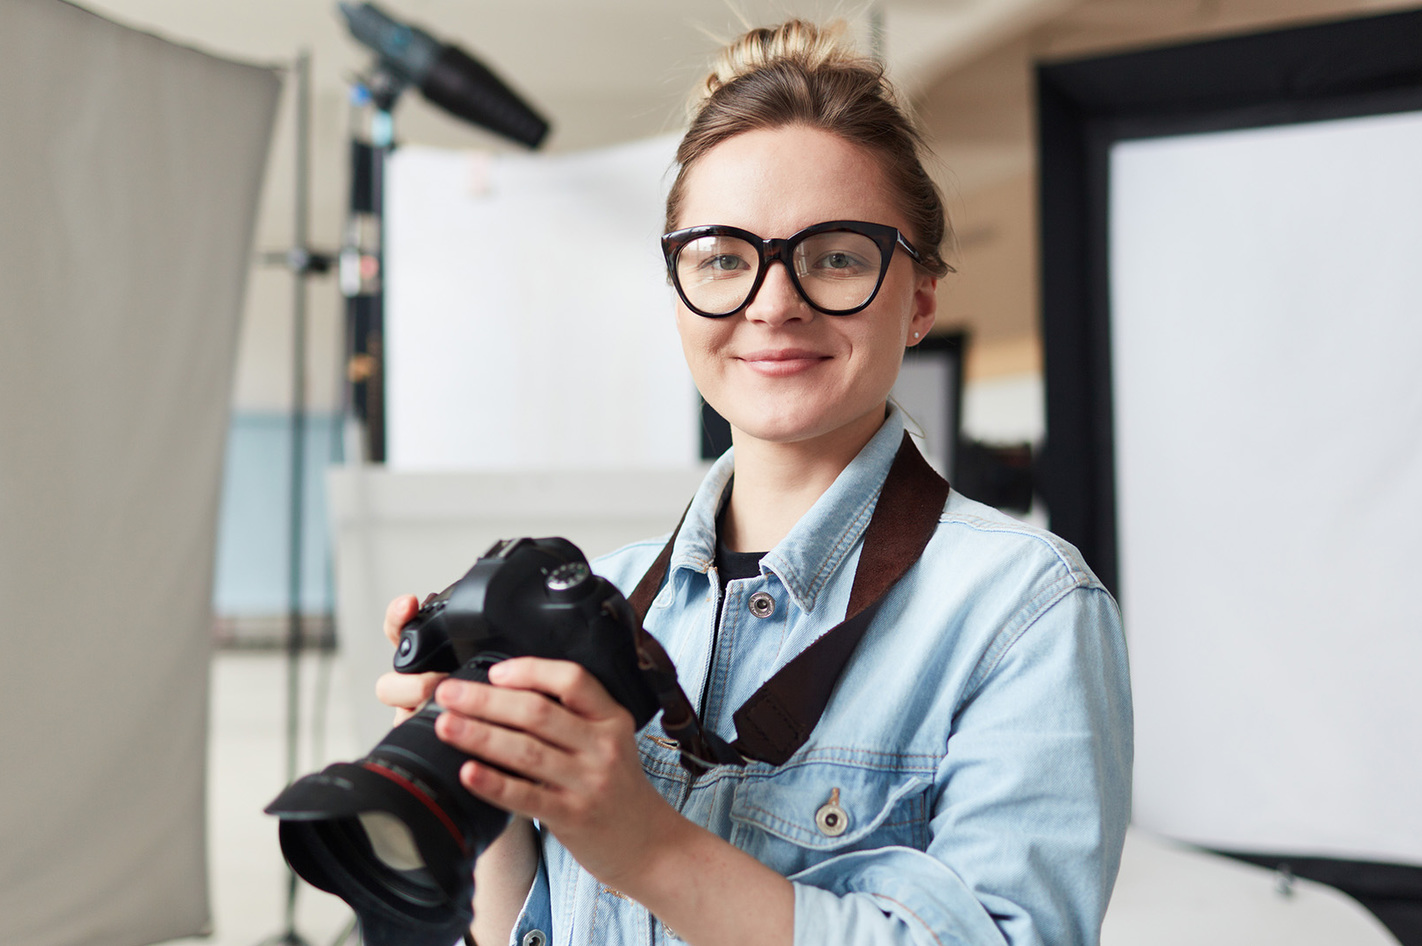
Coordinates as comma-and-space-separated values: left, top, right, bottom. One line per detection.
667, 125, 938, 499
376, 18, 1133, 946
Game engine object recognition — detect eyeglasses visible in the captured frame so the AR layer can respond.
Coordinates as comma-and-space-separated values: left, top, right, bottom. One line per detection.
661, 220, 927, 318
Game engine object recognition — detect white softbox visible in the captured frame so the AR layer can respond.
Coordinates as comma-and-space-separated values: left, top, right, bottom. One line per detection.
0, 2, 280, 944
384, 135, 695, 471
1109, 108, 1422, 866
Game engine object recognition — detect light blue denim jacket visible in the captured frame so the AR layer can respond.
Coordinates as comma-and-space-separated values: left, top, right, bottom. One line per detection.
510, 408, 1132, 946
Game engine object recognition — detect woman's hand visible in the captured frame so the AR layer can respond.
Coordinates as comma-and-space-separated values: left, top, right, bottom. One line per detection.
432, 657, 680, 891
373, 594, 446, 724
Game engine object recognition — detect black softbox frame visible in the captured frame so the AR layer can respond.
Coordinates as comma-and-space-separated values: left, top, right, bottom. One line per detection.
1037, 9, 1422, 943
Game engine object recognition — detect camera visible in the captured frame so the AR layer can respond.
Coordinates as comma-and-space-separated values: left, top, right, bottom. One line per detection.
265, 537, 661, 946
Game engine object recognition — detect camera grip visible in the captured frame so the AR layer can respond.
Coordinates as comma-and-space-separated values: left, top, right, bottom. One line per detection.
394, 609, 459, 673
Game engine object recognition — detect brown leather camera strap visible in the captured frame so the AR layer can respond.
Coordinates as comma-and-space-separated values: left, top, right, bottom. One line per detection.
627, 431, 948, 768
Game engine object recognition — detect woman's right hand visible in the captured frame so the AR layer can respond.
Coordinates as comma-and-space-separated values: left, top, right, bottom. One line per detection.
373, 593, 448, 724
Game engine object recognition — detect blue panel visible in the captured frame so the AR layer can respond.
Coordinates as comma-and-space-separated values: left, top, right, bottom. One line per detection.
212, 412, 341, 615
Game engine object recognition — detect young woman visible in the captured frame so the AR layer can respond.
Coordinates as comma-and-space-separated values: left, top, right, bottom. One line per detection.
378, 19, 1132, 946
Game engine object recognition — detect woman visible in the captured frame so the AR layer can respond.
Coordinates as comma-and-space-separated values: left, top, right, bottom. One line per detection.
378, 19, 1131, 946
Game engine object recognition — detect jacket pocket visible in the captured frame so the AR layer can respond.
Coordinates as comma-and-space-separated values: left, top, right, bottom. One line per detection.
729, 760, 932, 877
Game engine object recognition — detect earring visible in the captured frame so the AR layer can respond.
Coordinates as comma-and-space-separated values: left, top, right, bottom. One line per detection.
913, 332, 921, 339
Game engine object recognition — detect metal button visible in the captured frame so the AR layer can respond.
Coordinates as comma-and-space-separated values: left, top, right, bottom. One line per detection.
748, 591, 775, 618
815, 788, 849, 837
521, 930, 547, 946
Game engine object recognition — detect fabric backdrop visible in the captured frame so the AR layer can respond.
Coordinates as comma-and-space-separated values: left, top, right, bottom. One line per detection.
0, 2, 280, 944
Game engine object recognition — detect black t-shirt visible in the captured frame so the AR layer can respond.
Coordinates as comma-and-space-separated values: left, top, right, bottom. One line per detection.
714, 542, 764, 585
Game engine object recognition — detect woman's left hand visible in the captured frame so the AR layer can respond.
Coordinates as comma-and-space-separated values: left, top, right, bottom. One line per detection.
432, 657, 679, 892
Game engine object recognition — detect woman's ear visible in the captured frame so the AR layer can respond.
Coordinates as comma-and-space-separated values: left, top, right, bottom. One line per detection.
907, 274, 938, 345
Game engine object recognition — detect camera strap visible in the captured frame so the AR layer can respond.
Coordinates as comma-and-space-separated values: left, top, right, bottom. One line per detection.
627, 431, 949, 770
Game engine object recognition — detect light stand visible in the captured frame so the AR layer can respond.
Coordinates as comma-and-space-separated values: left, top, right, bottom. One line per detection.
338, 78, 394, 464
255, 48, 335, 946
255, 8, 550, 943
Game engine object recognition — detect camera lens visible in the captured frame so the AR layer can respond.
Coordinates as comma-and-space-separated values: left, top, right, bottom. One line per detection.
359, 810, 426, 872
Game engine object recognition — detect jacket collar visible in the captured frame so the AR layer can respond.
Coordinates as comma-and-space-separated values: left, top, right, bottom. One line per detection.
668, 406, 907, 614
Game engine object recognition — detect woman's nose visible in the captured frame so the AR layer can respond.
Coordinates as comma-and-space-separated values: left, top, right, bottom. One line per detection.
743, 261, 810, 325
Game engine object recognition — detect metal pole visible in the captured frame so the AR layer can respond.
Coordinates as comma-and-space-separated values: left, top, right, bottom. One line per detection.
261, 47, 317, 946
284, 42, 311, 935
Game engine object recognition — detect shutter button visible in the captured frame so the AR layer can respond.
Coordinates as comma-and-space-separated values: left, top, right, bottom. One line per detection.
815, 788, 849, 837
748, 592, 775, 618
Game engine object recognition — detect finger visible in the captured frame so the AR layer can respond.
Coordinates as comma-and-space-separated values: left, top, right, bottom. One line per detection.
457, 758, 548, 821
486, 657, 627, 720
435, 711, 571, 788
383, 594, 420, 647
375, 669, 445, 714
435, 678, 583, 753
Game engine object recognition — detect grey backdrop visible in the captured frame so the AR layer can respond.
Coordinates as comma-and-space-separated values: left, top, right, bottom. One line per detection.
0, 2, 280, 943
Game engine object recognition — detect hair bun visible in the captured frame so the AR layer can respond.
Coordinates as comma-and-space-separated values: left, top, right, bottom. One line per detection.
696, 19, 875, 106
668, 17, 952, 278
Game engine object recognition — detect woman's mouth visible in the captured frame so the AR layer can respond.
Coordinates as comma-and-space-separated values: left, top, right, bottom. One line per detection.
736, 348, 830, 377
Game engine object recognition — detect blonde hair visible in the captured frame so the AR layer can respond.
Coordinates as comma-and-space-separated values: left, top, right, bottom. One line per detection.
666, 19, 953, 278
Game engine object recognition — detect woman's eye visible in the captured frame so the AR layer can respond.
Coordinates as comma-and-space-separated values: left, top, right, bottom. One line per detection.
701, 254, 750, 274
812, 251, 870, 275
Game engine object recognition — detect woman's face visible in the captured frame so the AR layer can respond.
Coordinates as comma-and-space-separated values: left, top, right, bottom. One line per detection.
672, 125, 937, 455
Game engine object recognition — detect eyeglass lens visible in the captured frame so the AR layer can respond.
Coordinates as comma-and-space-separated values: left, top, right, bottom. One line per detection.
674, 230, 884, 316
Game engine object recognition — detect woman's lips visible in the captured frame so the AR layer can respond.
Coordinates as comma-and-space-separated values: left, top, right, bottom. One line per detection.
736, 348, 830, 377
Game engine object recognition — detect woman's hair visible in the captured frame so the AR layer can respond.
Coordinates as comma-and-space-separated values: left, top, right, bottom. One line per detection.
666, 19, 953, 278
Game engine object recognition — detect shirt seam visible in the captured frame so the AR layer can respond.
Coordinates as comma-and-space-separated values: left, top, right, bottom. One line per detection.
962, 574, 1099, 702
865, 893, 948, 946
792, 488, 878, 611
937, 509, 1100, 589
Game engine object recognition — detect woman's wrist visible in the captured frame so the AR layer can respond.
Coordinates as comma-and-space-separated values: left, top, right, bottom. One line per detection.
605, 812, 794, 946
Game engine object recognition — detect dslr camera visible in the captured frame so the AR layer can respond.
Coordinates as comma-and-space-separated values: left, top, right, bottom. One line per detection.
266, 537, 662, 946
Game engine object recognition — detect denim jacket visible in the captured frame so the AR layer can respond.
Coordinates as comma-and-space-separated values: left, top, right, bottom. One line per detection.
511, 408, 1133, 946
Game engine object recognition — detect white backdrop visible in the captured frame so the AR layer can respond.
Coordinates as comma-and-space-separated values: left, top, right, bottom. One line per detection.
385, 135, 697, 470
0, 1, 280, 943
1110, 109, 1422, 866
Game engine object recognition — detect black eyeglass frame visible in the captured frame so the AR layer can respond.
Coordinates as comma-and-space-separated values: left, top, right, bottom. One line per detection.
661, 219, 928, 318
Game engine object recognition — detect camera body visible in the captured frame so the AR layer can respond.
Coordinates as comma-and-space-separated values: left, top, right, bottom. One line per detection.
393, 536, 660, 725
267, 537, 660, 946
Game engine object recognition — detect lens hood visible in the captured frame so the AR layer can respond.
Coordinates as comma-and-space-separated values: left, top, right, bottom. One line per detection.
266, 760, 475, 946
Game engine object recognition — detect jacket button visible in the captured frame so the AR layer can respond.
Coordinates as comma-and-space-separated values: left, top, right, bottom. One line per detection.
521, 930, 547, 946
815, 788, 849, 837
748, 591, 775, 618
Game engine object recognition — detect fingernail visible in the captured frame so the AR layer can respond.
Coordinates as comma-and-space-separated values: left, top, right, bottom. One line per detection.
487, 661, 509, 682
436, 679, 464, 704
